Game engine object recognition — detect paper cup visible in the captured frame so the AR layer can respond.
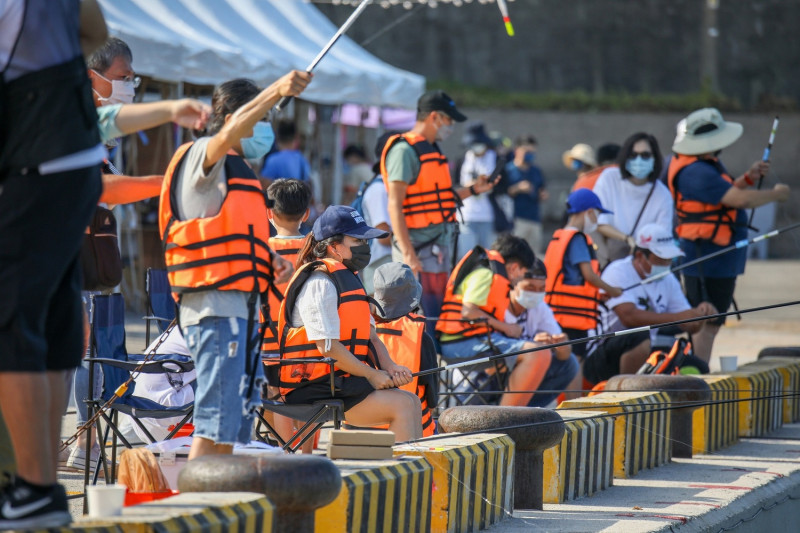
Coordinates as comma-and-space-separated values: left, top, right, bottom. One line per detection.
86, 484, 127, 518
719, 355, 738, 373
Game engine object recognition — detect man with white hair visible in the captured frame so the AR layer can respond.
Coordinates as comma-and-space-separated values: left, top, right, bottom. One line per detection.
667, 108, 790, 361
583, 224, 716, 384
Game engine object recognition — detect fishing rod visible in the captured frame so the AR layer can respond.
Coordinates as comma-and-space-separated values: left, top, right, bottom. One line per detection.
274, 0, 373, 112
747, 115, 779, 228
412, 299, 800, 377
621, 220, 800, 291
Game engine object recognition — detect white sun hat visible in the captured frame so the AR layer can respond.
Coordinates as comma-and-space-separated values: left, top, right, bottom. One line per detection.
671, 108, 743, 156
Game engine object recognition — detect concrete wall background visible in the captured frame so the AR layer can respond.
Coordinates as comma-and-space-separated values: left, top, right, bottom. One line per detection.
318, 0, 800, 108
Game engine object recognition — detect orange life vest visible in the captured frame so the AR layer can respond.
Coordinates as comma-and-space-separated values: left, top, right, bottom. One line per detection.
159, 142, 274, 301
436, 247, 511, 340
543, 229, 601, 330
380, 132, 458, 229
261, 236, 305, 354
571, 164, 616, 192
667, 154, 739, 246
278, 259, 374, 397
376, 314, 435, 437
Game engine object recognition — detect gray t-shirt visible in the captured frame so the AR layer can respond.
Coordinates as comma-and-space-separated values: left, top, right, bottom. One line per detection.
385, 141, 455, 273
174, 138, 253, 326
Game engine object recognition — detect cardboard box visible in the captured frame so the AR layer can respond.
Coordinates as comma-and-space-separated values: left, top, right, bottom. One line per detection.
327, 444, 393, 460
328, 430, 395, 447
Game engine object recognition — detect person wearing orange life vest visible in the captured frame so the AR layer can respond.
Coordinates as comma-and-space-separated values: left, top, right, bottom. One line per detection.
668, 108, 790, 362
159, 73, 310, 461
372, 262, 438, 437
279, 206, 422, 442
381, 90, 497, 335
437, 235, 552, 407
543, 189, 622, 361
258, 179, 313, 451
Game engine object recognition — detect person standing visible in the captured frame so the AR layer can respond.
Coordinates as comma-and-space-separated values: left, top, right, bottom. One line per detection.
159, 73, 310, 461
0, 0, 107, 528
668, 108, 790, 361
381, 90, 495, 326
457, 122, 498, 259
261, 119, 311, 184
505, 135, 549, 256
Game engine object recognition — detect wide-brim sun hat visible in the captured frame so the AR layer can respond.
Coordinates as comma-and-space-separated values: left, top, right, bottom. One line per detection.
562, 143, 597, 169
672, 107, 743, 155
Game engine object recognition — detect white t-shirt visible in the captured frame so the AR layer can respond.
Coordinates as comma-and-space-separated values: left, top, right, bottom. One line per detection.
362, 177, 392, 264
504, 301, 562, 340
459, 149, 497, 223
593, 166, 674, 235
593, 256, 689, 346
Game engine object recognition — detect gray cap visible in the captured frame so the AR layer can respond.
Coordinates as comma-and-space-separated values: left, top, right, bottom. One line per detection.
373, 262, 422, 320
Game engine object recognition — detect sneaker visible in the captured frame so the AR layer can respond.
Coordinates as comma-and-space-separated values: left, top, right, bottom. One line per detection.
57, 446, 71, 468
64, 445, 101, 472
0, 478, 71, 529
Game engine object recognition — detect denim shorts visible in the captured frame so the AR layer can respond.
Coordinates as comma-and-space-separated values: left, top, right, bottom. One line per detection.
440, 332, 527, 371
184, 316, 264, 445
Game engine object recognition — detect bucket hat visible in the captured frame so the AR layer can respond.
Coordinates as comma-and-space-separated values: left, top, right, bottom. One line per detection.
671, 108, 743, 155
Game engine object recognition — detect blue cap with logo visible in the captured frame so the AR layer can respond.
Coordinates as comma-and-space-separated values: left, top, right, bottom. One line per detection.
565, 188, 612, 215
312, 205, 390, 241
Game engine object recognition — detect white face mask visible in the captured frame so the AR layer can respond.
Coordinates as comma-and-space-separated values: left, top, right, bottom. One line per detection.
648, 264, 672, 279
584, 210, 598, 234
92, 70, 136, 105
516, 289, 545, 309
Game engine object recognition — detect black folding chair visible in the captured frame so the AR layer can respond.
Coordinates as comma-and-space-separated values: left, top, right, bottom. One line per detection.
85, 294, 194, 487
254, 357, 344, 453
144, 268, 176, 346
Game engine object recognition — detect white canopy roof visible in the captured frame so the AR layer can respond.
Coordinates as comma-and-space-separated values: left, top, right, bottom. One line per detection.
97, 0, 425, 108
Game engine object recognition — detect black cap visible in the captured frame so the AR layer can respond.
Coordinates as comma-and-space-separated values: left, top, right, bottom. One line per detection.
417, 90, 467, 122
372, 130, 401, 174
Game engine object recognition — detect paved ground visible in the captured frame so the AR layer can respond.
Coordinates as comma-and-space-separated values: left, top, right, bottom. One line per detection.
59, 259, 800, 521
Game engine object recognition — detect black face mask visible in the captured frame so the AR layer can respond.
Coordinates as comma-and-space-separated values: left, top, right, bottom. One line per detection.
342, 243, 371, 272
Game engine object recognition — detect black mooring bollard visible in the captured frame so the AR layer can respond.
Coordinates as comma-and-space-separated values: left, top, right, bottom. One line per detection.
438, 406, 565, 510
605, 374, 711, 458
178, 454, 341, 532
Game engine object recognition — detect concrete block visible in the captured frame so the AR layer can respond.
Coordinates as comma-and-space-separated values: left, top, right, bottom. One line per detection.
542, 410, 614, 503
743, 357, 800, 423
694, 375, 739, 454
719, 366, 783, 437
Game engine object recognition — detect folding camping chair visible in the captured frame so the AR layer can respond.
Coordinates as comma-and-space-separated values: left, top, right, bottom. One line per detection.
144, 268, 176, 346
254, 357, 344, 453
437, 347, 510, 408
85, 293, 194, 487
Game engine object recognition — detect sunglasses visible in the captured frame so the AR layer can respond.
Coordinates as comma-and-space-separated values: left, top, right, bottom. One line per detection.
629, 151, 653, 160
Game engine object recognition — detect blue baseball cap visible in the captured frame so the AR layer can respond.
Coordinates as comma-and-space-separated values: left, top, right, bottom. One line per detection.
565, 188, 612, 215
312, 205, 390, 241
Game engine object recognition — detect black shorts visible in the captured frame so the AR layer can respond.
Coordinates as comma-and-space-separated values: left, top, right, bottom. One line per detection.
683, 276, 736, 326
0, 166, 101, 372
583, 330, 650, 384
562, 328, 589, 359
284, 375, 375, 412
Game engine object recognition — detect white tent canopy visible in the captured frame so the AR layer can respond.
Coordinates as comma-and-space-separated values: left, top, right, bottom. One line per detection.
97, 0, 425, 108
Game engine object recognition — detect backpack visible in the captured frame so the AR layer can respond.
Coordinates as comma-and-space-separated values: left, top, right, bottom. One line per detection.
80, 205, 123, 291
350, 174, 382, 218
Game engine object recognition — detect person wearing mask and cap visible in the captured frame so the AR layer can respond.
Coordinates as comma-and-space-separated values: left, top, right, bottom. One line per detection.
543, 189, 622, 360
592, 132, 674, 266
505, 135, 549, 256
279, 206, 422, 442
457, 122, 498, 259
504, 259, 578, 407
159, 73, 310, 461
372, 262, 438, 437
562, 143, 597, 182
583, 224, 717, 384
381, 90, 497, 333
668, 108, 790, 361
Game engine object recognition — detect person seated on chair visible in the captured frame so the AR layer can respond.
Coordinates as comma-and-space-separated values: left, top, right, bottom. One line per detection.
504, 258, 579, 407
159, 73, 310, 460
436, 235, 552, 407
583, 223, 717, 384
278, 206, 423, 442
372, 262, 438, 437
260, 178, 313, 452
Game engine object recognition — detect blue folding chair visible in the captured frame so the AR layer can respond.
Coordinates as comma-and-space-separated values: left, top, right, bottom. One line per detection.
144, 268, 176, 345
85, 293, 193, 486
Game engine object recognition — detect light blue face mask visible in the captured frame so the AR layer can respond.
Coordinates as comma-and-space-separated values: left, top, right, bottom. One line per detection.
571, 159, 584, 171
625, 156, 655, 179
241, 122, 275, 160
648, 264, 672, 278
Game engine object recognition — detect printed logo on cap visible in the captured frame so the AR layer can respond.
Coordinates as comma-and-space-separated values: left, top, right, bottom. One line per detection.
350, 211, 365, 224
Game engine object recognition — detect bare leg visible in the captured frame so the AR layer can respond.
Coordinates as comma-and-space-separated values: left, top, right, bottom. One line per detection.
619, 339, 651, 375
500, 348, 551, 407
188, 436, 233, 460
0, 371, 68, 485
564, 361, 584, 400
691, 323, 720, 363
344, 389, 422, 442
